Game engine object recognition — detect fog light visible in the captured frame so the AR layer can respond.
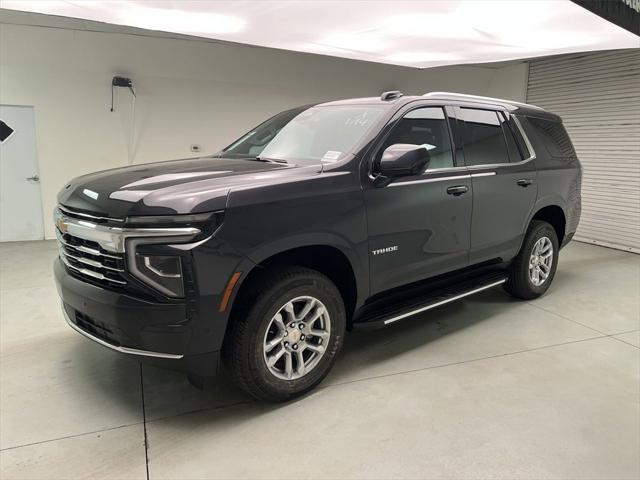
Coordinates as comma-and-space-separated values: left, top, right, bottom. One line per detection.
134, 255, 184, 297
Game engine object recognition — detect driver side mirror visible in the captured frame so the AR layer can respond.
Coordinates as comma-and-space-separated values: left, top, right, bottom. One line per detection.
378, 144, 430, 178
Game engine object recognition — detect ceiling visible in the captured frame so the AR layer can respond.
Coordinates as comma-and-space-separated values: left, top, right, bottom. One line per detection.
2, 0, 638, 68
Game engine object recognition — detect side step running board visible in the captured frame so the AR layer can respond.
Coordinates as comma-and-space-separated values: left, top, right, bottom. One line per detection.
353, 272, 507, 329
383, 279, 506, 325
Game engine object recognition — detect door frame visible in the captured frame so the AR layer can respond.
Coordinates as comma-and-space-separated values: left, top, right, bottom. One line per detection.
0, 104, 45, 242
450, 104, 539, 263
359, 100, 475, 294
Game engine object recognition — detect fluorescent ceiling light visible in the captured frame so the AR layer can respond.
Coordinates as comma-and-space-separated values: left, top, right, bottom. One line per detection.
121, 6, 245, 35
1, 0, 637, 68
382, 14, 475, 40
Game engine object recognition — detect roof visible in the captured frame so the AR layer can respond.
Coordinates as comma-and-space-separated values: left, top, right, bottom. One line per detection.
318, 91, 559, 120
317, 96, 410, 106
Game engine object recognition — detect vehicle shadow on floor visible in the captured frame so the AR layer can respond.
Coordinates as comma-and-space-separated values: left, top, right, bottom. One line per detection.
73, 286, 523, 422
329, 288, 520, 377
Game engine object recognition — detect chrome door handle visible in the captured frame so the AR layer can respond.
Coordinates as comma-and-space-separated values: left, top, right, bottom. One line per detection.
517, 178, 533, 187
26, 175, 40, 182
446, 185, 469, 196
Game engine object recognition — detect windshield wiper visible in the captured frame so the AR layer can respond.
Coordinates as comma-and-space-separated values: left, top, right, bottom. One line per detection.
255, 156, 288, 164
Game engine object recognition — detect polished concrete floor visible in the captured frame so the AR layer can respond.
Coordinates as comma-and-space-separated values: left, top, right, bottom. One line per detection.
0, 240, 638, 479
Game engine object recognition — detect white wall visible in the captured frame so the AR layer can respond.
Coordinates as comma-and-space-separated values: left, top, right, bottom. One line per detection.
0, 20, 527, 239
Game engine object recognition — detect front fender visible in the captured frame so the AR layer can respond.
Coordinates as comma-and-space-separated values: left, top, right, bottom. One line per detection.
217, 168, 369, 310
246, 232, 367, 291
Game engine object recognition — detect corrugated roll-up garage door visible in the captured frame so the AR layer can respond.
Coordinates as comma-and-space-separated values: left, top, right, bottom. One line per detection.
527, 49, 640, 253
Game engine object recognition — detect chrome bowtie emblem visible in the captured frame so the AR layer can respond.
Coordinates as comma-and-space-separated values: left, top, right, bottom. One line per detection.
288, 329, 302, 343
56, 217, 68, 233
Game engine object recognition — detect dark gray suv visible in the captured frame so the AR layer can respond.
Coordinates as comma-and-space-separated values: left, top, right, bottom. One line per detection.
54, 91, 582, 401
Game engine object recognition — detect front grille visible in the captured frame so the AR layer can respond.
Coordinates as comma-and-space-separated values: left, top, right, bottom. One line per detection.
57, 204, 124, 227
55, 204, 198, 300
56, 229, 128, 288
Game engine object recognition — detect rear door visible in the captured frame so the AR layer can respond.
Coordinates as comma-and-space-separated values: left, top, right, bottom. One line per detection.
456, 107, 537, 264
363, 104, 473, 295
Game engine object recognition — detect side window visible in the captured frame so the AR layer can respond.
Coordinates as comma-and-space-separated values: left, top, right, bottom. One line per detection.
498, 113, 524, 162
459, 108, 510, 166
380, 107, 454, 170
506, 115, 531, 159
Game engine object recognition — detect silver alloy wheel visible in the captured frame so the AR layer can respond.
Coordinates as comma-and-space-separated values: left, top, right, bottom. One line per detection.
262, 296, 331, 380
529, 236, 553, 287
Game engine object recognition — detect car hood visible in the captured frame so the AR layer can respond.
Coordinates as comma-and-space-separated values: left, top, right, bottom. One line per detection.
57, 156, 321, 218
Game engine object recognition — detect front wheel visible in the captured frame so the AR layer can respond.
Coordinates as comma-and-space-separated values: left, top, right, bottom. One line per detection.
504, 220, 559, 300
223, 267, 346, 402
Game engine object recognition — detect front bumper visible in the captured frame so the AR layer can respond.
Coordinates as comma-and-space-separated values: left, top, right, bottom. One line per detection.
52, 204, 255, 377
55, 258, 221, 376
62, 305, 183, 359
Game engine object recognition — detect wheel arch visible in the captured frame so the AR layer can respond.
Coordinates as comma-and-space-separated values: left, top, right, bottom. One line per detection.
529, 203, 567, 246
227, 237, 365, 331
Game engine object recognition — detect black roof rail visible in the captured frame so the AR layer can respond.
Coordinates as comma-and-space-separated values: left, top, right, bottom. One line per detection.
380, 91, 403, 101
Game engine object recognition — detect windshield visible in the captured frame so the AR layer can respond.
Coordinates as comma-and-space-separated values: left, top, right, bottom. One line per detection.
221, 105, 385, 165
221, 106, 308, 158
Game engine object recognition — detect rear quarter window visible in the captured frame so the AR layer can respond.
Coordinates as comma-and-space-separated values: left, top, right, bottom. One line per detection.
527, 117, 576, 158
506, 115, 531, 160
459, 108, 511, 166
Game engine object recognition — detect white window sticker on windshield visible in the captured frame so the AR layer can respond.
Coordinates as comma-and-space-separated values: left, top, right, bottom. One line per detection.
322, 151, 342, 162
345, 112, 371, 127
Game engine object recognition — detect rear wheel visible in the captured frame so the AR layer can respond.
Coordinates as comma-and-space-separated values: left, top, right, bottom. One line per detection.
223, 267, 345, 402
504, 220, 559, 300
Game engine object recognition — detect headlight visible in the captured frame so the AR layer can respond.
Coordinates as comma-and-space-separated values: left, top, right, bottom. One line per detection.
125, 211, 224, 230
134, 254, 184, 297
123, 210, 224, 297
128, 236, 193, 298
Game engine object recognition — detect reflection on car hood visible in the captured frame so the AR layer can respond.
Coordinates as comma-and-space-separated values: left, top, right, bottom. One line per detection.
57, 156, 321, 218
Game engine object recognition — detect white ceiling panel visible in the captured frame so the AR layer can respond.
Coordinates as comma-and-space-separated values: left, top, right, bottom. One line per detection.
2, 0, 638, 68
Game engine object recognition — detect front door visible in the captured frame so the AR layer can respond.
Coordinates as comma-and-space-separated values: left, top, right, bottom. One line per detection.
0, 105, 44, 242
455, 107, 537, 264
364, 105, 472, 295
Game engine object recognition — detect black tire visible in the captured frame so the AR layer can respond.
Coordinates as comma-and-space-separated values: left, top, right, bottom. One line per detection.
504, 220, 559, 300
222, 266, 346, 402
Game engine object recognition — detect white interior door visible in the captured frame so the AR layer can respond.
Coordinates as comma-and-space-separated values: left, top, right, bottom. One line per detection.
0, 105, 44, 242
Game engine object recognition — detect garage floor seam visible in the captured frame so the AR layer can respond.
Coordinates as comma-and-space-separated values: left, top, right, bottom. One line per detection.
131, 399, 256, 429
321, 333, 611, 390
609, 332, 640, 349
1, 330, 635, 453
0, 422, 144, 452
525, 301, 611, 335
526, 300, 640, 348
140, 364, 150, 480
143, 332, 629, 427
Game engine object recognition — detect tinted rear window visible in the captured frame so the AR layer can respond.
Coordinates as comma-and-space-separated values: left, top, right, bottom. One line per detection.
506, 115, 531, 160
528, 117, 576, 157
498, 113, 523, 162
459, 108, 510, 166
